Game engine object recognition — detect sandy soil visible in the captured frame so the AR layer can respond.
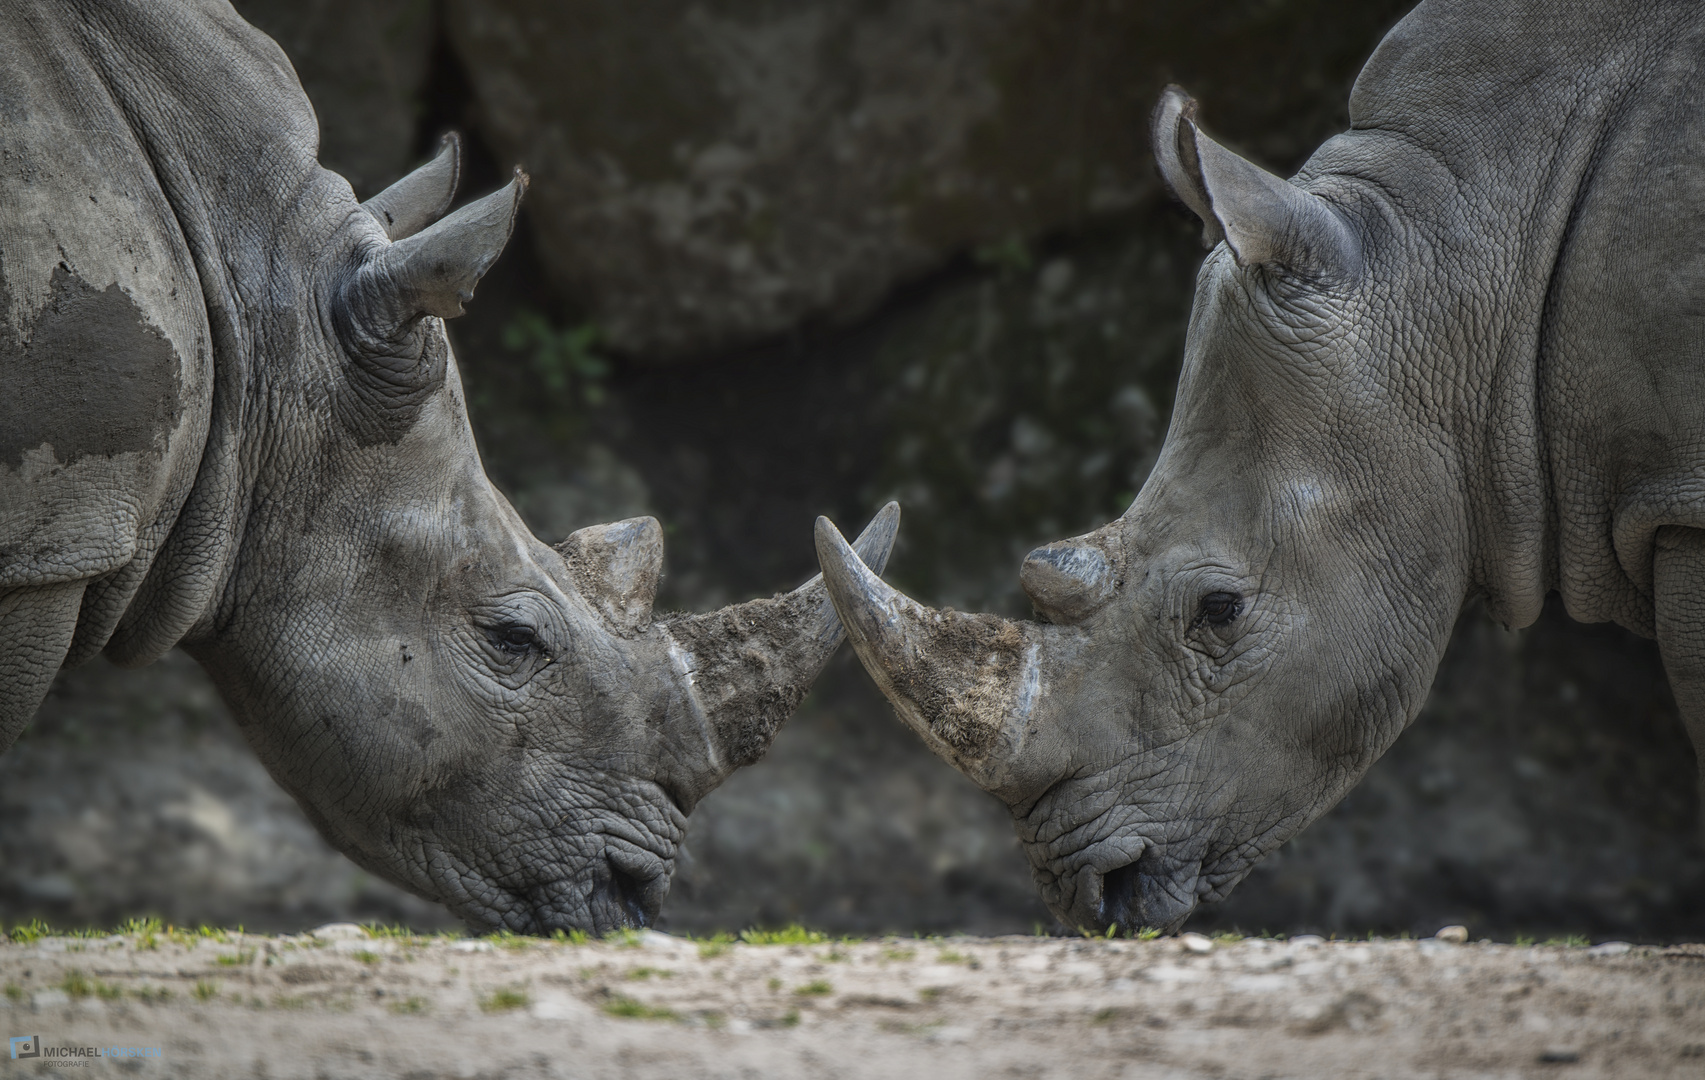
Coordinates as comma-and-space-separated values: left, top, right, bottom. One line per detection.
0, 926, 1700, 1079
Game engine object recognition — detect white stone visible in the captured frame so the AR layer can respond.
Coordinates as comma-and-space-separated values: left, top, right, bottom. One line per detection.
1434, 925, 1469, 944
308, 923, 367, 942
1179, 933, 1213, 955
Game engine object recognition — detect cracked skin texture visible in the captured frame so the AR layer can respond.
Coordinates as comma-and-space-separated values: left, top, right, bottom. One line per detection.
825, 0, 1705, 937
0, 0, 884, 936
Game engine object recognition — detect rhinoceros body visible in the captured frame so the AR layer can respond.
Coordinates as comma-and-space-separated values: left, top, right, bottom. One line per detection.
0, 0, 897, 934
819, 0, 1705, 932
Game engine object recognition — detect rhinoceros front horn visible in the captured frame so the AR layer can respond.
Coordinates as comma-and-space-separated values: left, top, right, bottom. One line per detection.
660, 503, 901, 784
816, 515, 1070, 797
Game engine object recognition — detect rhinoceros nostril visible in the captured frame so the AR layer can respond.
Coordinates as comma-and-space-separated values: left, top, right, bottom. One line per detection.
1100, 860, 1142, 929
605, 861, 650, 929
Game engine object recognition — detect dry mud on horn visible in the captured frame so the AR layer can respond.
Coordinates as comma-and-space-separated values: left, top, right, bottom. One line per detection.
0, 930, 1700, 1077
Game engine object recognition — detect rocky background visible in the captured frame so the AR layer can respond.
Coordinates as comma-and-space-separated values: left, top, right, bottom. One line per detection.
4, 0, 1702, 941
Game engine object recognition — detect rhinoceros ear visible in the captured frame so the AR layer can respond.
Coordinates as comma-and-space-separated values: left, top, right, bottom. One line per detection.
556, 517, 665, 633
1153, 86, 1360, 280
336, 168, 526, 360
361, 133, 462, 241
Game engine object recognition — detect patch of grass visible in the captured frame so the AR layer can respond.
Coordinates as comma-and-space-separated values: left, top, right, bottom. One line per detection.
216, 949, 257, 967
1545, 934, 1591, 948
58, 970, 120, 1001
626, 967, 672, 981
882, 947, 916, 962
1211, 932, 1245, 946
740, 924, 827, 946
1514, 934, 1536, 946
794, 980, 832, 997
767, 978, 783, 991
389, 996, 430, 1015
604, 928, 643, 948
822, 947, 849, 962
937, 949, 969, 964
551, 928, 590, 945
131, 986, 172, 1005
602, 994, 676, 1021
918, 987, 943, 1003
696, 932, 734, 959
1135, 927, 1162, 942
479, 987, 530, 1013
351, 950, 383, 966
482, 929, 534, 952
9, 919, 51, 944
192, 980, 219, 1002
3, 984, 22, 1003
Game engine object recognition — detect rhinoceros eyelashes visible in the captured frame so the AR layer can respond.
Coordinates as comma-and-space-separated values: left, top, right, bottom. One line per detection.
1152, 85, 1361, 282
1197, 591, 1243, 627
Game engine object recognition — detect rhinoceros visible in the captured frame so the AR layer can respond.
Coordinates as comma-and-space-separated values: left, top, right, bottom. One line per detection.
817, 0, 1705, 934
0, 0, 898, 934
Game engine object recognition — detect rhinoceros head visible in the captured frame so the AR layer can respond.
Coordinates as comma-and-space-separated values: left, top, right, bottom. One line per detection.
818, 89, 1469, 934
189, 138, 899, 934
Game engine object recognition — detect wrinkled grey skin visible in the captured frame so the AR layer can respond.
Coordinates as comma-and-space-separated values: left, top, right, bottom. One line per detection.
0, 0, 898, 934
820, 0, 1705, 935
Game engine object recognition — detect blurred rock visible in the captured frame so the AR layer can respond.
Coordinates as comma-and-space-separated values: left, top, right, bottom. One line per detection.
232, 0, 435, 196
443, 0, 1413, 359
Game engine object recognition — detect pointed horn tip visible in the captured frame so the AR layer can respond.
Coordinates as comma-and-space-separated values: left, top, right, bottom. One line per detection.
511, 166, 530, 195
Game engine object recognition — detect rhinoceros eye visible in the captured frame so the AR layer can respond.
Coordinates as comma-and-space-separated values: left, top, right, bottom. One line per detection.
1197, 591, 1242, 627
489, 622, 540, 654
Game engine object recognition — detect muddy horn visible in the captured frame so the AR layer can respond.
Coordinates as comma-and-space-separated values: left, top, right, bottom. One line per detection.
660, 503, 902, 785
814, 516, 1077, 798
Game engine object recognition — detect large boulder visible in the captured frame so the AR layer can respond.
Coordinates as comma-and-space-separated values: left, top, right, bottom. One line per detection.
443, 0, 1413, 360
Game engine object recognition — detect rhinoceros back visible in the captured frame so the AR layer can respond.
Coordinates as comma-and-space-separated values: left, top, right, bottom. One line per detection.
0, 0, 323, 665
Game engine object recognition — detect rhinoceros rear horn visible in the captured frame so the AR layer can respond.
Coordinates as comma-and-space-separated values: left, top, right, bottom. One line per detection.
556, 517, 664, 634
335, 168, 527, 362
1153, 86, 1360, 281
362, 133, 463, 241
661, 503, 900, 784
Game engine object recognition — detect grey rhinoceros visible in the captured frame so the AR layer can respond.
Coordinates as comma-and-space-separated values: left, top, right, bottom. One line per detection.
817, 0, 1705, 934
0, 0, 897, 934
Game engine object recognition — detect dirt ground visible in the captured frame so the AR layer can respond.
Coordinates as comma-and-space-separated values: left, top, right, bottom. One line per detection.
0, 926, 1700, 1079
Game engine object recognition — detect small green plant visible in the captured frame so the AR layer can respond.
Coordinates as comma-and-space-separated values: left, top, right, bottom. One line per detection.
59, 971, 93, 999
551, 928, 590, 946
132, 985, 173, 1005
192, 980, 219, 1002
918, 987, 943, 1003
1212, 932, 1245, 946
604, 928, 643, 948
9, 920, 51, 944
1135, 927, 1163, 942
479, 987, 530, 1013
739, 924, 828, 946
794, 980, 833, 997
1514, 934, 1536, 946
602, 994, 676, 1021
3, 984, 22, 1003
351, 950, 383, 966
121, 917, 162, 950
881, 946, 915, 962
767, 978, 782, 991
1545, 934, 1591, 948
776, 1010, 800, 1028
503, 311, 610, 407
216, 949, 257, 967
626, 967, 672, 981
389, 995, 429, 1016
937, 949, 969, 964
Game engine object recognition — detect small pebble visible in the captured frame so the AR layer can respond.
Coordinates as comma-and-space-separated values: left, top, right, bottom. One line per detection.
1179, 933, 1213, 955
1435, 925, 1469, 944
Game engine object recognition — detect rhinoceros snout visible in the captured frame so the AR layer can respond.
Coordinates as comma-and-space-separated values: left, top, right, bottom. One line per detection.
596, 848, 671, 932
